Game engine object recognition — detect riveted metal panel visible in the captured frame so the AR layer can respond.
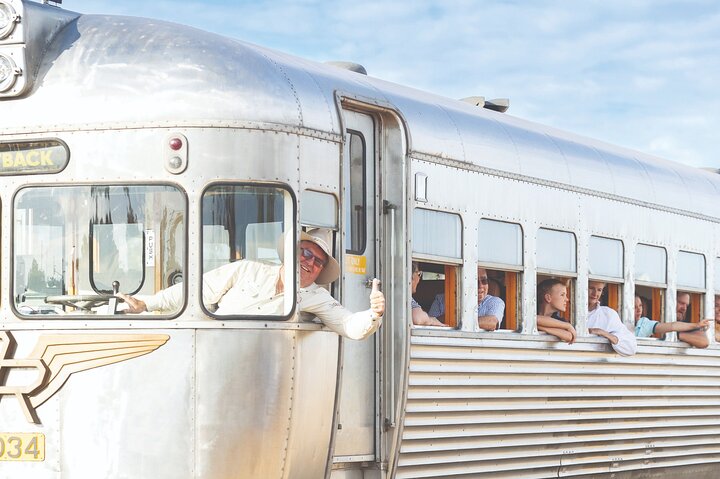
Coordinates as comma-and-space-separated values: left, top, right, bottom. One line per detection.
397, 333, 720, 478
195, 328, 339, 479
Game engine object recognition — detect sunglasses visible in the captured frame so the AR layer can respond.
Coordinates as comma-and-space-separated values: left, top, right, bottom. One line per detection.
300, 247, 328, 268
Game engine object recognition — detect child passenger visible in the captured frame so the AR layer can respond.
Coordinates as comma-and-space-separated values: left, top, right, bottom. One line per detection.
536, 278, 576, 343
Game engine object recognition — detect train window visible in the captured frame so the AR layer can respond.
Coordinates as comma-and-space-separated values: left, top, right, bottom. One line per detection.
716, 258, 720, 337
478, 219, 522, 266
301, 190, 338, 229
413, 208, 462, 259
589, 236, 623, 312
635, 244, 667, 284
536, 229, 576, 333
14, 185, 185, 316
413, 261, 458, 327
478, 219, 523, 331
677, 251, 705, 291
537, 228, 576, 274
201, 184, 295, 318
677, 290, 703, 324
480, 268, 517, 330
537, 274, 574, 323
635, 286, 665, 328
345, 131, 366, 254
635, 245, 668, 332
676, 252, 706, 327
413, 209, 462, 327
589, 236, 623, 279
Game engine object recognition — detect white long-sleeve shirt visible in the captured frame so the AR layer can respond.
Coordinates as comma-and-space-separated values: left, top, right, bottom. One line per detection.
140, 260, 381, 340
588, 305, 637, 356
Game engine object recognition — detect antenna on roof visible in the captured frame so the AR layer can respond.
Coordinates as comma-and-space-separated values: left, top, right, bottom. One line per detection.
461, 96, 510, 113
42, 0, 62, 5
325, 61, 367, 75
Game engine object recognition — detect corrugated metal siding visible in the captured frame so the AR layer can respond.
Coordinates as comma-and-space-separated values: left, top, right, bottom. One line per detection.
396, 334, 720, 478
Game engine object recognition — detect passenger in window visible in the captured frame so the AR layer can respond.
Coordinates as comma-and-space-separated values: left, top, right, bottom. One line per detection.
536, 278, 576, 343
675, 292, 709, 348
411, 262, 448, 327
428, 267, 504, 330
487, 278, 502, 298
715, 295, 720, 343
634, 294, 710, 341
588, 281, 637, 356
118, 231, 385, 340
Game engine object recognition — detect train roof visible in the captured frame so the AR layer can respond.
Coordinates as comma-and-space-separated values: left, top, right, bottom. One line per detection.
3, 1, 720, 220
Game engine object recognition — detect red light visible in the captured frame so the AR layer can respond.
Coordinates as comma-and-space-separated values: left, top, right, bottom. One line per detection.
169, 138, 183, 151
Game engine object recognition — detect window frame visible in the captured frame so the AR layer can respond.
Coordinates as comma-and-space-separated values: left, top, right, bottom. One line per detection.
12, 182, 188, 319
478, 218, 524, 332
536, 227, 577, 277
634, 244, 668, 328
344, 129, 367, 255
412, 207, 463, 264
677, 250, 706, 293
199, 181, 297, 321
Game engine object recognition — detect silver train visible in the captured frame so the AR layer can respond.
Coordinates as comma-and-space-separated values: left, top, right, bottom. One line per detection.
1, 1, 720, 478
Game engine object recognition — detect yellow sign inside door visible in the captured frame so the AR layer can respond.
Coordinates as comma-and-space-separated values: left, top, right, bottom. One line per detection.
345, 254, 367, 274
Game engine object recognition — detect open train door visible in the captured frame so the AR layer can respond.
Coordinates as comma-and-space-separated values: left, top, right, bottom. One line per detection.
330, 101, 408, 477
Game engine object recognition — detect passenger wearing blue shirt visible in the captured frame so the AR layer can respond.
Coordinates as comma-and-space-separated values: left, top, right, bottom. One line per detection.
428, 268, 504, 330
635, 294, 710, 346
715, 295, 720, 343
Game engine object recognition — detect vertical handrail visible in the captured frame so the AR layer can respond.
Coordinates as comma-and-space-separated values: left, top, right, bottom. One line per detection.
386, 201, 397, 427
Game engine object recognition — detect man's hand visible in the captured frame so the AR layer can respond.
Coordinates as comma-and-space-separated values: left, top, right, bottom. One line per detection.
697, 319, 711, 331
589, 327, 618, 345
370, 278, 385, 318
116, 293, 148, 314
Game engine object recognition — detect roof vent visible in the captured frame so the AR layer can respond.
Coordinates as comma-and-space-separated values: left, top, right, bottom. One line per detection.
461, 96, 510, 113
325, 61, 367, 75
700, 167, 720, 175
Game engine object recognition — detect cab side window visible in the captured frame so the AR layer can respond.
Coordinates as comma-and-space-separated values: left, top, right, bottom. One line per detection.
201, 184, 295, 318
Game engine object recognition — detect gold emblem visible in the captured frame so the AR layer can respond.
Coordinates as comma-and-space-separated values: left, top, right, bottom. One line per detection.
0, 331, 169, 424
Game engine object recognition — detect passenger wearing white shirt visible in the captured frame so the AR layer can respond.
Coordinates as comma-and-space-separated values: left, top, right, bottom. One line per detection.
587, 281, 637, 356
118, 231, 385, 340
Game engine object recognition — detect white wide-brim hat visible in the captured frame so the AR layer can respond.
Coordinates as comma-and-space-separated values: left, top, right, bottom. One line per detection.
300, 231, 341, 284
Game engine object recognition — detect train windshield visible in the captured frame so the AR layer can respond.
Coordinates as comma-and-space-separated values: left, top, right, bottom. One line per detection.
14, 185, 185, 316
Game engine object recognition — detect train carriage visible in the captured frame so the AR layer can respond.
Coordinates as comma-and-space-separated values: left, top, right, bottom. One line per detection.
1, 1, 720, 478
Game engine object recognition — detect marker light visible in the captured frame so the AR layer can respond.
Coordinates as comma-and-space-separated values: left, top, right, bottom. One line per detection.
0, 53, 20, 92
169, 137, 183, 151
164, 133, 188, 174
168, 156, 182, 170
0, 2, 19, 40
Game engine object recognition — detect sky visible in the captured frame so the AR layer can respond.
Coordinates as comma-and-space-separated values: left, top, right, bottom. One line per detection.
68, 0, 720, 169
